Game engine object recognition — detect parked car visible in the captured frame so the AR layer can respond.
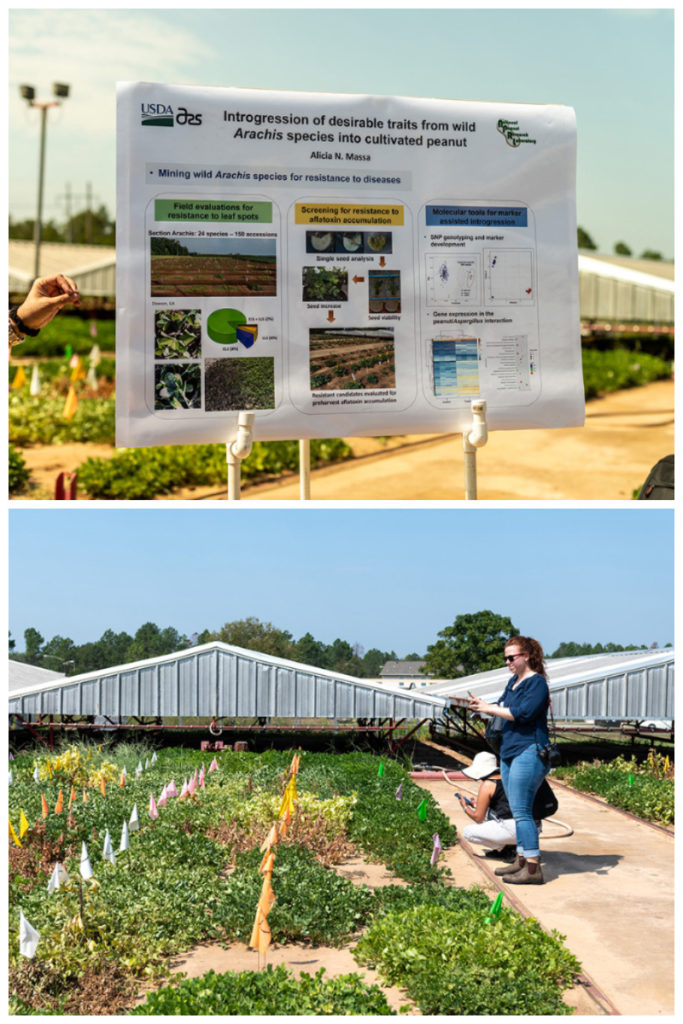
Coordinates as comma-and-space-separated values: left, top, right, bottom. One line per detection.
638, 719, 673, 732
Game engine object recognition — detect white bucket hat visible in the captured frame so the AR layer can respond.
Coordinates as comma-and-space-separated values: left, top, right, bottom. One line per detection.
461, 750, 499, 779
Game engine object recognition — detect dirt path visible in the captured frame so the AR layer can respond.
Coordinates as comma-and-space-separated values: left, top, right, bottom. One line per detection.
11, 379, 673, 500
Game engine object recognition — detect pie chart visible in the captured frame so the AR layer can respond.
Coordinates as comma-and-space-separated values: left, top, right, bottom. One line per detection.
207, 308, 247, 344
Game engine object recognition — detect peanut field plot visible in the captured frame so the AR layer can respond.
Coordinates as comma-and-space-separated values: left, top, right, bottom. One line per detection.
151, 256, 276, 297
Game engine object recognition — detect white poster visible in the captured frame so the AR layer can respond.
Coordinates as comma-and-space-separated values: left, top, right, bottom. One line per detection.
116, 82, 584, 446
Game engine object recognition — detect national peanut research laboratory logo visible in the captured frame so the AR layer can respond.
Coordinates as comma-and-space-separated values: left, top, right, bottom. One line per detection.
141, 103, 202, 127
497, 118, 537, 147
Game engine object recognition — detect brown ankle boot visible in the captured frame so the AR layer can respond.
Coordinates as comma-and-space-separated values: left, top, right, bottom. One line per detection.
495, 854, 524, 876
503, 860, 544, 885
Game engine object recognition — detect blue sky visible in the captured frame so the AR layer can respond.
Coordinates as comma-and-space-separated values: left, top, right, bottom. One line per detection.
8, 6, 674, 257
9, 508, 674, 656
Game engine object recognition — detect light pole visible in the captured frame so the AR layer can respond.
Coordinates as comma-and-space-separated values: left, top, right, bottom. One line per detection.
19, 82, 70, 280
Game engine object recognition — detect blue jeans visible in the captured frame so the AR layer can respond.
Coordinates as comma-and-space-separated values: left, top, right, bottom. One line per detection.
500, 744, 549, 857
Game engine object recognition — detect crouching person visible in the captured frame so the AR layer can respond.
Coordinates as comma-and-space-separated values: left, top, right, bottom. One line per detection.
456, 750, 516, 862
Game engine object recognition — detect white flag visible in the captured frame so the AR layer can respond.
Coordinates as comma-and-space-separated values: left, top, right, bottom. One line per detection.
151, 752, 158, 764
47, 862, 70, 893
102, 829, 116, 866
145, 758, 150, 770
33, 765, 40, 783
19, 910, 40, 958
80, 841, 93, 880
30, 363, 41, 396
9, 768, 13, 785
120, 820, 130, 852
136, 761, 143, 778
129, 804, 140, 832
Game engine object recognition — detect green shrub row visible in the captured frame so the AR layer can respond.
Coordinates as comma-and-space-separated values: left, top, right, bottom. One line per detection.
9, 444, 31, 494
353, 901, 581, 1015
553, 757, 674, 824
131, 964, 396, 1015
76, 438, 352, 499
13, 316, 115, 358
581, 348, 672, 400
9, 393, 115, 445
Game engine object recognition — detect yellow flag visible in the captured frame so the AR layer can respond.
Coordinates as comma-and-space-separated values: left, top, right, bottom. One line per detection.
70, 357, 86, 382
12, 365, 27, 389
9, 820, 22, 847
63, 386, 78, 419
82, 790, 89, 803
19, 809, 30, 839
46, 760, 53, 779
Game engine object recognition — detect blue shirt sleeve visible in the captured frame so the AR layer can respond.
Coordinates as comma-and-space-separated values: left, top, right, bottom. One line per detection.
504, 674, 549, 723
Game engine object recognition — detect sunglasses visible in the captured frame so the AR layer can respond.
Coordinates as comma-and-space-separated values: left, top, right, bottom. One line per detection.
504, 653, 524, 662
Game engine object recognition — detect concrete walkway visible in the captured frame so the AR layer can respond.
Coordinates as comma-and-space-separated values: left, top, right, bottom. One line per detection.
413, 777, 674, 1016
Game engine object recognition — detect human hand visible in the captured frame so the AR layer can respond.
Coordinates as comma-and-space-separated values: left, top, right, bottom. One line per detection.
16, 274, 80, 330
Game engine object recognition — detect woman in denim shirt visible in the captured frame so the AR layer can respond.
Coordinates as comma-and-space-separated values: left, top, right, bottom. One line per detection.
468, 636, 550, 885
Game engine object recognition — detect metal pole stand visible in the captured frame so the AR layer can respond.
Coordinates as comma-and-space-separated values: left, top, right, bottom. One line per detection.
226, 412, 255, 500
299, 439, 311, 500
462, 399, 488, 500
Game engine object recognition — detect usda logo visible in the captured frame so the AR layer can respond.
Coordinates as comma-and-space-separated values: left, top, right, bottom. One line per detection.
141, 103, 174, 127
141, 103, 203, 127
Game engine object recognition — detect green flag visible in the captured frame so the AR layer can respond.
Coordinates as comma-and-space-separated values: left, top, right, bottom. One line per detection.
628, 772, 634, 787
485, 891, 503, 924
417, 797, 428, 822
377, 762, 385, 779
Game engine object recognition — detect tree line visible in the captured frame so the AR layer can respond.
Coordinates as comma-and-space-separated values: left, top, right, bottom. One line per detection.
9, 610, 664, 681
9, 206, 115, 247
577, 226, 664, 261
8, 618, 405, 680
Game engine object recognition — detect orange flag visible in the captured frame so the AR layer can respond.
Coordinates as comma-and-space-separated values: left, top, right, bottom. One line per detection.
41, 794, 49, 819
99, 777, 106, 797
54, 790, 64, 814
119, 771, 126, 788
249, 906, 272, 955
63, 386, 78, 419
82, 790, 89, 803
12, 365, 27, 389
259, 848, 276, 876
259, 823, 278, 853
258, 875, 276, 916
68, 785, 76, 810
278, 808, 291, 838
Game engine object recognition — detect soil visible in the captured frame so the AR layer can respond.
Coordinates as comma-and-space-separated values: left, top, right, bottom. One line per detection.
11, 379, 672, 501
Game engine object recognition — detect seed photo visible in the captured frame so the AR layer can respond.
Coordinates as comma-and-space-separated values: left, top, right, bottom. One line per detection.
204, 357, 276, 411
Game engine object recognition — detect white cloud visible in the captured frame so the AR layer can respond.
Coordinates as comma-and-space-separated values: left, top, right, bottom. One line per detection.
9, 8, 217, 216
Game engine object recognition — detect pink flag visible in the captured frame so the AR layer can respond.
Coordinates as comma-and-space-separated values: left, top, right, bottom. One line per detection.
179, 778, 189, 799
209, 757, 218, 773
149, 794, 159, 820
188, 775, 197, 795
395, 783, 403, 801
166, 780, 178, 798
430, 833, 442, 867
199, 768, 206, 788
157, 786, 168, 807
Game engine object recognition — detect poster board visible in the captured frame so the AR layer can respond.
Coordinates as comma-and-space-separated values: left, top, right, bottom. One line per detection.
116, 82, 584, 446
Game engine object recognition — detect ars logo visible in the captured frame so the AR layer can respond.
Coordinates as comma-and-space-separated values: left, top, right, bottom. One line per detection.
141, 103, 203, 127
